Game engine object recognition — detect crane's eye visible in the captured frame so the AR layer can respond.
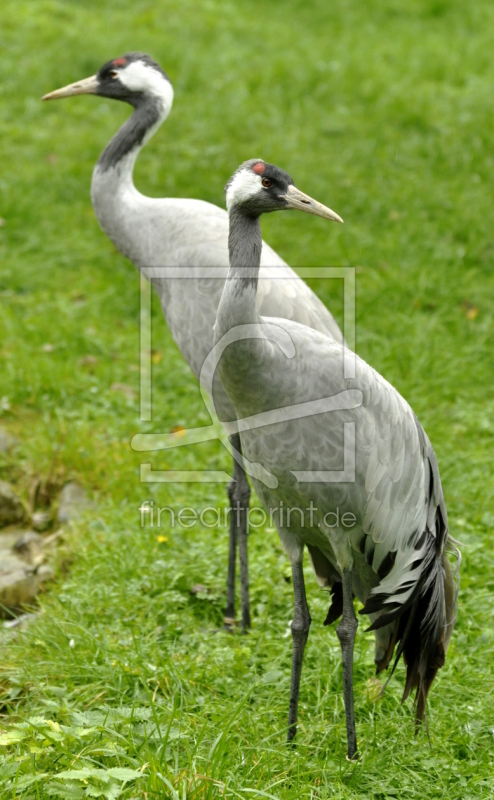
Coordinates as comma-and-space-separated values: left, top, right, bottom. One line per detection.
109, 70, 119, 79
261, 177, 272, 188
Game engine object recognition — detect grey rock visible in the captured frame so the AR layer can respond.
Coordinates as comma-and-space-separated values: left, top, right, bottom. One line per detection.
0, 529, 28, 552
4, 612, 38, 630
37, 564, 54, 583
57, 481, 93, 524
0, 481, 24, 527
0, 530, 53, 616
0, 565, 40, 611
13, 531, 44, 565
31, 510, 52, 532
0, 551, 29, 576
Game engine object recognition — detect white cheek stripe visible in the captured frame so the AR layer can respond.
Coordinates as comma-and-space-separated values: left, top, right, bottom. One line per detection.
118, 61, 174, 114
226, 170, 263, 210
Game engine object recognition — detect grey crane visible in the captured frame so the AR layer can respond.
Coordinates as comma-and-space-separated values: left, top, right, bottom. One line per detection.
214, 158, 459, 759
42, 53, 343, 630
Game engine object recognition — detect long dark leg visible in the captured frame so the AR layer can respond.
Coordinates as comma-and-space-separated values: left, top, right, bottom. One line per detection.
225, 434, 251, 630
336, 570, 359, 760
224, 501, 237, 626
236, 466, 251, 631
287, 558, 311, 743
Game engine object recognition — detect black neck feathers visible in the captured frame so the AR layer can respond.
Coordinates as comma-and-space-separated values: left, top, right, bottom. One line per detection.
97, 95, 162, 173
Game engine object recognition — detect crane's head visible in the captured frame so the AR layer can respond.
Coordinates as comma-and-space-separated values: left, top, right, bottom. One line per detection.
225, 160, 343, 223
42, 53, 173, 114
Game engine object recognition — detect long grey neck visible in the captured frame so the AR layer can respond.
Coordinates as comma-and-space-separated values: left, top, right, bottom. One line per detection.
214, 209, 265, 403
215, 210, 262, 339
228, 209, 263, 272
96, 95, 163, 175
91, 95, 166, 257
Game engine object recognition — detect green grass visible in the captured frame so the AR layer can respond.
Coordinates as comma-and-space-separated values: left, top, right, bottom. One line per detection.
1, 0, 494, 796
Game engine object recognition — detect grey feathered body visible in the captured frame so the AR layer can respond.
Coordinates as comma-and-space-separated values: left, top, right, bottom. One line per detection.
218, 315, 439, 594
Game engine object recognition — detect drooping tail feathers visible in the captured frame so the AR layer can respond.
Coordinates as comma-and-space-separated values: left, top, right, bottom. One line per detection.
361, 416, 460, 723
363, 533, 460, 723
397, 540, 458, 723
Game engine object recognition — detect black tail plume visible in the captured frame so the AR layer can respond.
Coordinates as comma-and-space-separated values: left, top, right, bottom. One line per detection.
398, 553, 446, 722
364, 532, 459, 724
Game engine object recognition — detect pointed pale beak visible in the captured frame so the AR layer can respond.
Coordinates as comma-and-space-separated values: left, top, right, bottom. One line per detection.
42, 75, 99, 101
284, 184, 343, 223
